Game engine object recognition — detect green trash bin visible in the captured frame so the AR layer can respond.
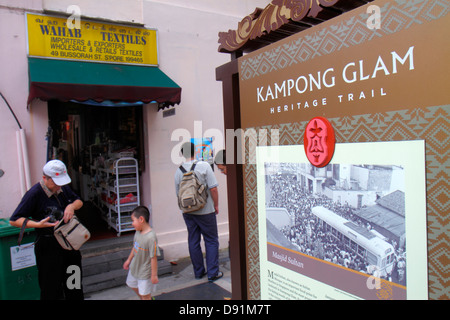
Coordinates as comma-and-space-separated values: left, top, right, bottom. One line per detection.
0, 218, 40, 300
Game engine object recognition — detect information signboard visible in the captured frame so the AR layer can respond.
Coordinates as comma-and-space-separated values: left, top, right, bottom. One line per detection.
238, 0, 449, 300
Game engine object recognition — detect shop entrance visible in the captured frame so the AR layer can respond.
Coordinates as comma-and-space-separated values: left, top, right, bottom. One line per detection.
47, 100, 145, 238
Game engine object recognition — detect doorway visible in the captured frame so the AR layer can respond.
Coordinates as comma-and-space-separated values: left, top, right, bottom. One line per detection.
47, 100, 145, 238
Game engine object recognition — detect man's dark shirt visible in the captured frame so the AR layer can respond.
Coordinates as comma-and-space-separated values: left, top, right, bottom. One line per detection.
10, 182, 80, 236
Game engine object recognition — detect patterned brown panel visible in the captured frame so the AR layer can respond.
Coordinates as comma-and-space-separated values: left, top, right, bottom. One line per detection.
240, 0, 450, 81
218, 0, 347, 53
244, 105, 450, 300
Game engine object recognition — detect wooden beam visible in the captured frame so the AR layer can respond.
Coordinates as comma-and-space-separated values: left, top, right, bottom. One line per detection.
216, 59, 247, 300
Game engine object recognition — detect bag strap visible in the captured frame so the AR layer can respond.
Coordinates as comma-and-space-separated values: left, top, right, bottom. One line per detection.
18, 218, 30, 246
179, 161, 197, 174
53, 218, 65, 232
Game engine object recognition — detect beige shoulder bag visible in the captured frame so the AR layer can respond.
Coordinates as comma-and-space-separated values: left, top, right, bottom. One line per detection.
54, 216, 91, 250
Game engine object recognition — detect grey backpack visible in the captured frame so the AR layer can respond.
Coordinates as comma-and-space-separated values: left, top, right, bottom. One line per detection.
178, 162, 208, 213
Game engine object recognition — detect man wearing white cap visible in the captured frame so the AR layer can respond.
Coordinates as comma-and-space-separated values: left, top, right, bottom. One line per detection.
10, 160, 84, 300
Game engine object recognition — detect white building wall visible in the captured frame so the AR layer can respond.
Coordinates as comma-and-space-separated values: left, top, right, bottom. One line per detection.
0, 0, 49, 218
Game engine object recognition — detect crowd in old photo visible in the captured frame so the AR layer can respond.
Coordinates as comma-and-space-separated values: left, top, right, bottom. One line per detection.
267, 172, 406, 286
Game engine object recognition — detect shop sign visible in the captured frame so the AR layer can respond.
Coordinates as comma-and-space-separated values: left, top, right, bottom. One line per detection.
26, 13, 158, 66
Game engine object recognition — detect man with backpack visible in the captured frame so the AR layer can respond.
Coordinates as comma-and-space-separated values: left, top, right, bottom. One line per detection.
174, 142, 223, 282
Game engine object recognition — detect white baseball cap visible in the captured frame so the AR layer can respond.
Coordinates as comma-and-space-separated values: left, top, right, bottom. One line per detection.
43, 160, 71, 186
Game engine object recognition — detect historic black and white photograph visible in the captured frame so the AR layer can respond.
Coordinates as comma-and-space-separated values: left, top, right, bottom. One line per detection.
265, 162, 407, 287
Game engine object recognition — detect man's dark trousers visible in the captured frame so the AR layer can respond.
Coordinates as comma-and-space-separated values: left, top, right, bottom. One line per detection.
183, 212, 219, 279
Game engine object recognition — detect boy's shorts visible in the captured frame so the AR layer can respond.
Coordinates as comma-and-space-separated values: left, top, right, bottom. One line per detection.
126, 271, 156, 296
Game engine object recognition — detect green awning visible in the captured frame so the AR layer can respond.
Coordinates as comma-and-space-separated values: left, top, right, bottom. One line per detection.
27, 57, 181, 108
